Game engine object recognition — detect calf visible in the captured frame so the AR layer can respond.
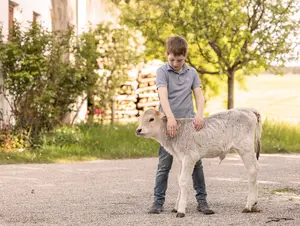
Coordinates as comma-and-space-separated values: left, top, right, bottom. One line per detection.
136, 108, 262, 217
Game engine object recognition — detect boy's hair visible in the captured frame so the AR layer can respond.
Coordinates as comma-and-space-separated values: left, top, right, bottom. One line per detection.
166, 36, 188, 56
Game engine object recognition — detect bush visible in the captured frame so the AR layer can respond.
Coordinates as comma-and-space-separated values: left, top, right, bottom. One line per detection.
0, 22, 99, 137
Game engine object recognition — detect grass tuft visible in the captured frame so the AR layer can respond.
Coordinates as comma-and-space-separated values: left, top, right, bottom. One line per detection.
270, 187, 299, 194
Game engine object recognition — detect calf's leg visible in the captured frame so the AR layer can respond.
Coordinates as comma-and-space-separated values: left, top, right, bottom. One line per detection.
176, 157, 195, 218
239, 151, 259, 212
173, 163, 182, 213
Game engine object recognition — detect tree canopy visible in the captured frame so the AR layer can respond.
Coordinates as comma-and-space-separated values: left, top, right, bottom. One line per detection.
115, 0, 300, 108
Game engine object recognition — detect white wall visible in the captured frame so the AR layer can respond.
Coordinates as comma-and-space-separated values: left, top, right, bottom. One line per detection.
0, 0, 52, 35
0, 0, 9, 38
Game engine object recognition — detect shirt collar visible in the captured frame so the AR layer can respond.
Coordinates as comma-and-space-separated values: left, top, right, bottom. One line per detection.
166, 63, 189, 74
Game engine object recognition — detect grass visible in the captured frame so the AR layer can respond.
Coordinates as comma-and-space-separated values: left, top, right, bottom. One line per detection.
0, 118, 300, 164
0, 123, 159, 164
262, 120, 300, 153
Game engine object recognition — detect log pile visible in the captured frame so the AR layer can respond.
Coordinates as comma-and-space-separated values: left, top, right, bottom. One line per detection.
103, 81, 139, 122
136, 69, 160, 116
102, 60, 163, 122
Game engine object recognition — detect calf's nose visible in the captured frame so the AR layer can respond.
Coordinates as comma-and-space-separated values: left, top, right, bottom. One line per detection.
136, 128, 142, 135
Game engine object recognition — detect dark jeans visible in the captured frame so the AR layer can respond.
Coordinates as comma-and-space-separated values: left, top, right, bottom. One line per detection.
153, 145, 207, 206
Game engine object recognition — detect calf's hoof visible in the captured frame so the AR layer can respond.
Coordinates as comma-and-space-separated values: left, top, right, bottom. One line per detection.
242, 208, 261, 213
242, 204, 261, 213
171, 209, 177, 213
242, 208, 252, 213
176, 212, 185, 218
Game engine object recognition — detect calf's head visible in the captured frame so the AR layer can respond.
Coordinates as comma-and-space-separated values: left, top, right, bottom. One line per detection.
136, 109, 165, 139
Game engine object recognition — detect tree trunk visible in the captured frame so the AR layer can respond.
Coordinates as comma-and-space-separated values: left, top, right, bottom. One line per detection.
111, 98, 116, 125
227, 72, 234, 109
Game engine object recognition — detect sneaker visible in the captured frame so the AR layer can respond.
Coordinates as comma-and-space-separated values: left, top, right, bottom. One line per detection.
197, 200, 215, 215
148, 203, 163, 214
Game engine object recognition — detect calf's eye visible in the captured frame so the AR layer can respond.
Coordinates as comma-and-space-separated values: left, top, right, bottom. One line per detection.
149, 118, 154, 122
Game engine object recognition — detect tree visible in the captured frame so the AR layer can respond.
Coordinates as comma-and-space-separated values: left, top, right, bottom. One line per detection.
115, 0, 300, 108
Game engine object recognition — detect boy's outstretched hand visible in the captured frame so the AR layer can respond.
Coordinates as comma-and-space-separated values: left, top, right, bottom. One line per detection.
194, 114, 205, 131
167, 116, 177, 137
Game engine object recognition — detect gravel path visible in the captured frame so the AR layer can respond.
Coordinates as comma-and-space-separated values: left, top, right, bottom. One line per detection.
0, 153, 299, 226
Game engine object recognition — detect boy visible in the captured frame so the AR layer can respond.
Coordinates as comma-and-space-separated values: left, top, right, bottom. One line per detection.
148, 36, 214, 215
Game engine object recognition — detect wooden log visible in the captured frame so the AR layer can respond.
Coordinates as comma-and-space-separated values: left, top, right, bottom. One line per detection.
138, 83, 147, 88
149, 81, 156, 86
138, 93, 159, 98
137, 101, 160, 108
137, 77, 156, 83
139, 72, 156, 78
117, 101, 136, 106
139, 98, 148, 103
116, 95, 137, 102
116, 106, 136, 111
136, 85, 156, 93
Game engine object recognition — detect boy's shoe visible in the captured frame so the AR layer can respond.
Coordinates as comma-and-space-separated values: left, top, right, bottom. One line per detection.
197, 200, 215, 215
148, 203, 163, 214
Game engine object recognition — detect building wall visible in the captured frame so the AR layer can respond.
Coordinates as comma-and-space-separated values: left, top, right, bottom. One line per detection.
0, 0, 52, 34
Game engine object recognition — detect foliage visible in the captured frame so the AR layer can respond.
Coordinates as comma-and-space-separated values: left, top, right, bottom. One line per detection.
0, 21, 99, 137
87, 22, 144, 115
115, 0, 300, 107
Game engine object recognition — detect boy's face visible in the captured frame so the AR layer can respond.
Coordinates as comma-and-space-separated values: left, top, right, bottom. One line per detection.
167, 53, 186, 72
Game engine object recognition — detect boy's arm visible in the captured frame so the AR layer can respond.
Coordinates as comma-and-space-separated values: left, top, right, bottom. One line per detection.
193, 87, 205, 131
157, 87, 174, 119
157, 87, 177, 137
193, 87, 205, 116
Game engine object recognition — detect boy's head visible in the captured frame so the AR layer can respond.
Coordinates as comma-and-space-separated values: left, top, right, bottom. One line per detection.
166, 36, 188, 57
166, 36, 188, 71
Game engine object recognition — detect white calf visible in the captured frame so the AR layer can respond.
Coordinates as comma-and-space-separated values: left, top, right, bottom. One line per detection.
136, 108, 262, 217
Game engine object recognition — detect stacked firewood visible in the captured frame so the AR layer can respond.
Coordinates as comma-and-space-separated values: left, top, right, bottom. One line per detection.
115, 81, 139, 120
136, 69, 160, 116
102, 60, 163, 122
103, 81, 139, 122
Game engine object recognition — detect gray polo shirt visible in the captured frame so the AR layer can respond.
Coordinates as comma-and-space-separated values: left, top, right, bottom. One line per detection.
156, 63, 202, 118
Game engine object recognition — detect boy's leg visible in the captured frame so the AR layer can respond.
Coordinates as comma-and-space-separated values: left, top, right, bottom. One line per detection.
149, 145, 173, 214
192, 160, 215, 215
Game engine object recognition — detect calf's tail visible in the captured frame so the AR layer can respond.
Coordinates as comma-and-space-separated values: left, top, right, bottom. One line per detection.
253, 110, 262, 160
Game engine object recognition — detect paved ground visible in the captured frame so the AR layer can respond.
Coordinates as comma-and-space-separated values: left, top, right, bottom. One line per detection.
0, 153, 299, 226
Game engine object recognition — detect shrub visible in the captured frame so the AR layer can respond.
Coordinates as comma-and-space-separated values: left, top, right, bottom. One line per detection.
0, 22, 99, 136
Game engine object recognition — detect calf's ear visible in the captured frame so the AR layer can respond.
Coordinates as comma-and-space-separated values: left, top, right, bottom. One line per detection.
156, 111, 167, 120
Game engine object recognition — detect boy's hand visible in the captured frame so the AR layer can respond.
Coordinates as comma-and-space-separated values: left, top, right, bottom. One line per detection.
167, 116, 177, 137
194, 114, 205, 131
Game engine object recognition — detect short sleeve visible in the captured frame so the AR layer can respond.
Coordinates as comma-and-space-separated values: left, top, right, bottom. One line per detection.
156, 68, 168, 88
192, 68, 202, 89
